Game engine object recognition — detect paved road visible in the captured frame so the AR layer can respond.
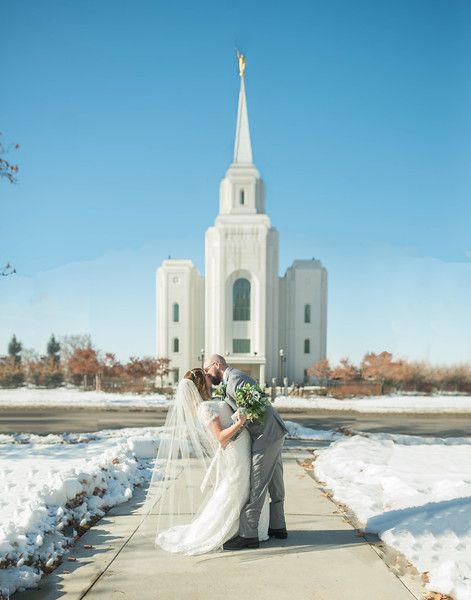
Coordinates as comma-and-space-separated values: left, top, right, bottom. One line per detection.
294, 411, 471, 437
0, 406, 165, 433
1, 405, 470, 436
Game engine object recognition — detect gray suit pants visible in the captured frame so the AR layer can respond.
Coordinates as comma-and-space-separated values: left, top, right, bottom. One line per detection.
239, 435, 286, 538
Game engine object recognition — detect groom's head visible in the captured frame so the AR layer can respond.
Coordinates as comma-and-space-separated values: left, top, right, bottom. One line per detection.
204, 354, 227, 385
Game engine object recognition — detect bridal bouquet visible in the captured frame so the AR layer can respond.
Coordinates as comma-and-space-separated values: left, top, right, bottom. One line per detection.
235, 383, 270, 423
212, 383, 227, 398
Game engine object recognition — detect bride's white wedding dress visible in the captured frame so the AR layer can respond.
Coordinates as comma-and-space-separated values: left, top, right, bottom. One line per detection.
156, 400, 269, 555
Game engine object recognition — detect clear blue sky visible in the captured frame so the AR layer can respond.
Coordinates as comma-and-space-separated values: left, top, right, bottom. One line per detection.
1, 0, 470, 365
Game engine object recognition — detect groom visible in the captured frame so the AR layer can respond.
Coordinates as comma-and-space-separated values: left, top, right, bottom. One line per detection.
204, 354, 289, 550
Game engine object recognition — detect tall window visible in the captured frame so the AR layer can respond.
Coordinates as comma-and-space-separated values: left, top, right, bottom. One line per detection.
233, 278, 250, 321
304, 304, 311, 323
240, 189, 245, 205
233, 339, 251, 354
304, 339, 310, 354
173, 302, 179, 322
173, 337, 179, 353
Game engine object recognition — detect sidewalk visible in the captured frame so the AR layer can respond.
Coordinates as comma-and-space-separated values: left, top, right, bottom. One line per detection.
17, 446, 425, 600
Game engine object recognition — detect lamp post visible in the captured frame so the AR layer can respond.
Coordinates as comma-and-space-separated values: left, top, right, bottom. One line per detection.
197, 348, 205, 369
279, 348, 287, 394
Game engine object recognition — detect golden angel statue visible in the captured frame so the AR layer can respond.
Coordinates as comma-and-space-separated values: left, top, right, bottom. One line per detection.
236, 50, 246, 78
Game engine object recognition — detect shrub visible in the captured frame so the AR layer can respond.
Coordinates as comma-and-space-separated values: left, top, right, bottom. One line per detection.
25, 358, 64, 387
0, 359, 25, 388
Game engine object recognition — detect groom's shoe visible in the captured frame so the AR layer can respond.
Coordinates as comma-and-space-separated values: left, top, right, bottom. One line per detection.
223, 535, 259, 551
268, 527, 288, 539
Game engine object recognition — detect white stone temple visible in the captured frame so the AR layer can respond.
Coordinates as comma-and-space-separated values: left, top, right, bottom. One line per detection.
156, 60, 327, 386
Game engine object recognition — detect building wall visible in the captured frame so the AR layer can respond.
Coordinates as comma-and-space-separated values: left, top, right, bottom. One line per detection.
156, 78, 328, 388
265, 227, 280, 382
278, 274, 287, 383
279, 260, 328, 383
156, 260, 204, 384
205, 214, 278, 386
156, 232, 327, 388
219, 165, 265, 215
203, 157, 280, 386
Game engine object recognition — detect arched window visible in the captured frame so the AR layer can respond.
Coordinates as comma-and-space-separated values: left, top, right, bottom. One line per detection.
172, 303, 179, 322
304, 339, 310, 354
304, 304, 311, 323
240, 189, 245, 205
173, 337, 179, 353
233, 278, 250, 321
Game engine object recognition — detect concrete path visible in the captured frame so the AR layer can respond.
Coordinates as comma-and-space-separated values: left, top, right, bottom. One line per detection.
17, 446, 425, 600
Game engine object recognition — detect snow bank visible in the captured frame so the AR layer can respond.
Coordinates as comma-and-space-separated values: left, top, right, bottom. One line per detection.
313, 433, 471, 600
0, 387, 169, 408
127, 436, 159, 458
0, 428, 159, 597
275, 394, 471, 413
2, 388, 471, 413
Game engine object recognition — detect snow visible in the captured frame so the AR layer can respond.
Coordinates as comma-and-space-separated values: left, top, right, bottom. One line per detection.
313, 431, 471, 600
0, 427, 159, 597
284, 420, 340, 441
0, 387, 169, 408
275, 394, 471, 413
2, 395, 471, 599
1, 388, 471, 413
127, 436, 159, 458
0, 421, 318, 596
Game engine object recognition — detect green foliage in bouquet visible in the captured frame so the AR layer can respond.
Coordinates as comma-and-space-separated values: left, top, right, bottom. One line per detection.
235, 383, 270, 422
212, 382, 227, 398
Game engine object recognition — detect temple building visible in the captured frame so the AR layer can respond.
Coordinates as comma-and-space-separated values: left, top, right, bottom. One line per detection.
156, 57, 327, 385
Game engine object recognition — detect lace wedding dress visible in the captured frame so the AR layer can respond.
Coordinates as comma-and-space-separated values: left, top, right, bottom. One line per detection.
156, 400, 269, 555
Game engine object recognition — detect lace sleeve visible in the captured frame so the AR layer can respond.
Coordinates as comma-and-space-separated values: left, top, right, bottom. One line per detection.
198, 401, 220, 427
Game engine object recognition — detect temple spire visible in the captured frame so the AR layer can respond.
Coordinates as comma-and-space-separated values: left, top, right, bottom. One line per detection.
233, 52, 253, 164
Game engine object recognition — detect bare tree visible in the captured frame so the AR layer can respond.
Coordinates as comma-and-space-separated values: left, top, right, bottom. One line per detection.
59, 334, 93, 364
360, 351, 398, 385
0, 133, 19, 183
307, 359, 331, 385
101, 352, 124, 378
125, 356, 159, 379
1, 262, 16, 277
68, 347, 100, 387
1, 132, 19, 276
155, 357, 171, 388
331, 357, 360, 381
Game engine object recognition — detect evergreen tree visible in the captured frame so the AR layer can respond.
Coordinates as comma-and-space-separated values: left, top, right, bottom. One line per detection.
47, 334, 61, 365
8, 334, 22, 364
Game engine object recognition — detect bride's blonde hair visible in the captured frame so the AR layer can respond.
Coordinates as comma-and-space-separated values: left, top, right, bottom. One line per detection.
184, 368, 211, 401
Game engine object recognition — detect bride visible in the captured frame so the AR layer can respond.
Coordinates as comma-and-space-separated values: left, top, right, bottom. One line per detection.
149, 368, 269, 555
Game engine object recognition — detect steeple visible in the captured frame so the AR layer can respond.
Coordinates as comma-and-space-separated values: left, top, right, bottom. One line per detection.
233, 76, 253, 164
218, 52, 265, 216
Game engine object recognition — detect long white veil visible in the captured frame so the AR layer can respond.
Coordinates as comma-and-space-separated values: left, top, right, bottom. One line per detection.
141, 378, 226, 544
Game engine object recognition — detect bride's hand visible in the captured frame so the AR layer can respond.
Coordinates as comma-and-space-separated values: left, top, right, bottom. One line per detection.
234, 409, 247, 427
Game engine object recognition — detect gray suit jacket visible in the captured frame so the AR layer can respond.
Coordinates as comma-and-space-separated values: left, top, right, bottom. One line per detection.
223, 367, 288, 452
